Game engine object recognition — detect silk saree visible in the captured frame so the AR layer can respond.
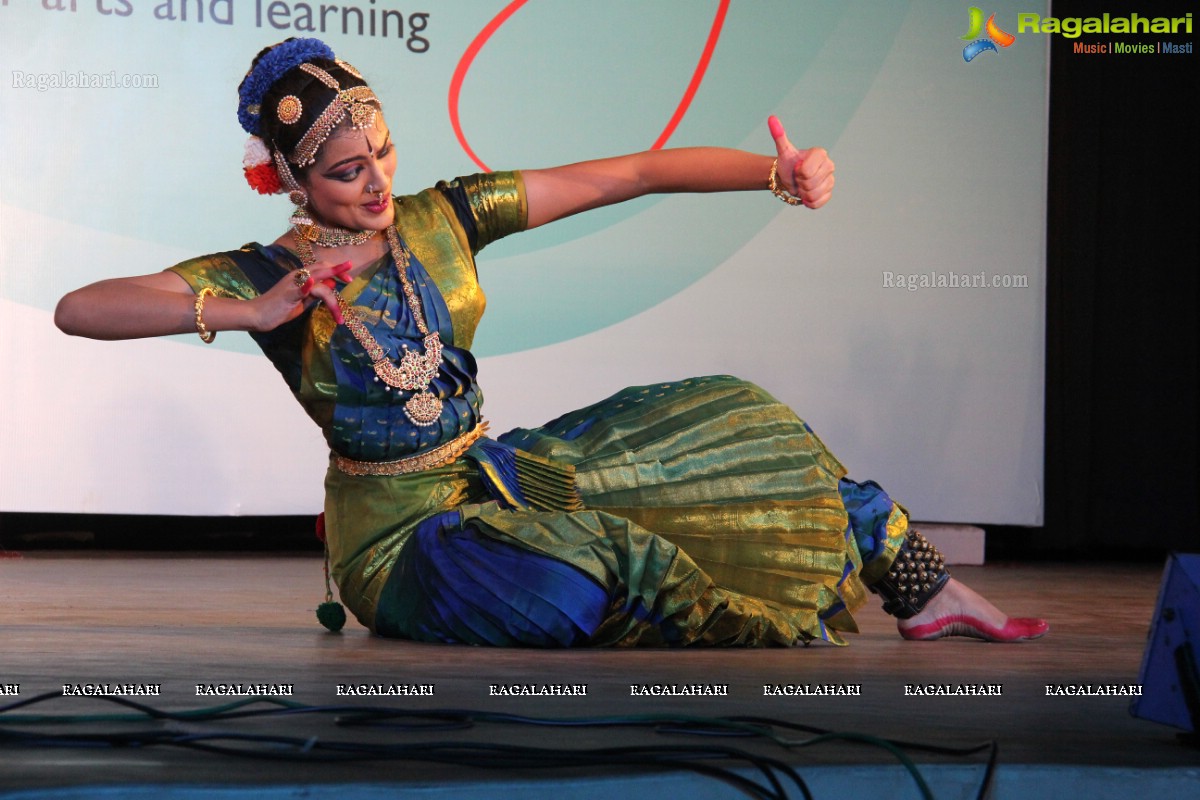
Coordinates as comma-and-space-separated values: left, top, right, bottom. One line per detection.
170, 172, 908, 647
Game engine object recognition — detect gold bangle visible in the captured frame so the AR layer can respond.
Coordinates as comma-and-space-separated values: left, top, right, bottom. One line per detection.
768, 158, 804, 206
194, 287, 221, 343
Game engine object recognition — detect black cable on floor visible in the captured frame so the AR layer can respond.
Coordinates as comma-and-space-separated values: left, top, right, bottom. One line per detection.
0, 692, 1003, 799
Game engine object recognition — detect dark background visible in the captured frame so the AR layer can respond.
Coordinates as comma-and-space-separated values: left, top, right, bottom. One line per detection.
2, 0, 1196, 559
1002, 0, 1198, 558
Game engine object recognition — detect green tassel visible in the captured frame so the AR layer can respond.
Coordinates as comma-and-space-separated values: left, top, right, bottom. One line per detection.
316, 520, 345, 632
317, 601, 346, 632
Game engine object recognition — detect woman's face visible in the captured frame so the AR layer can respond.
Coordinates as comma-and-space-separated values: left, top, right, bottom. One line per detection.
301, 112, 397, 231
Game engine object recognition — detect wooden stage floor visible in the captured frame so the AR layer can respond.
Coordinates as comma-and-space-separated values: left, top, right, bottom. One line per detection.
1, 555, 1195, 798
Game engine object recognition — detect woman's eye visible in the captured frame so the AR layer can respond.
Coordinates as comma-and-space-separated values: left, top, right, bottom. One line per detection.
332, 167, 362, 182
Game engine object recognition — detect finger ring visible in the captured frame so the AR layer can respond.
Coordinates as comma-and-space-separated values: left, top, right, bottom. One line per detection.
293, 268, 312, 289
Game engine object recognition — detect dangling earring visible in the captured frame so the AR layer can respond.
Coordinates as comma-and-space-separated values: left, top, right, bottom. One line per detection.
288, 189, 313, 228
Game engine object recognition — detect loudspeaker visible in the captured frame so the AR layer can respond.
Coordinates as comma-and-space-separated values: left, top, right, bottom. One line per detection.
1131, 553, 1200, 735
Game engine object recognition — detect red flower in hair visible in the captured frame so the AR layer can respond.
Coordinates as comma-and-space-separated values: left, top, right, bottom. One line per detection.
244, 163, 282, 195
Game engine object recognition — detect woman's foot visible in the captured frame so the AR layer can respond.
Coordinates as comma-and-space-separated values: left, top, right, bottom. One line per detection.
896, 577, 1048, 642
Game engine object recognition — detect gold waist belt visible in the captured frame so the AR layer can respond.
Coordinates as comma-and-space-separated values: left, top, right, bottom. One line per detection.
333, 420, 489, 476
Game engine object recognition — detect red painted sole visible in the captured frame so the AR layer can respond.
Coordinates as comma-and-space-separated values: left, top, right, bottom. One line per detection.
900, 615, 1049, 642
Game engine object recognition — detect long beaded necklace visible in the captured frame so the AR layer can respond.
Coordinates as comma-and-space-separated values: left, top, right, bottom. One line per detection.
292, 222, 445, 427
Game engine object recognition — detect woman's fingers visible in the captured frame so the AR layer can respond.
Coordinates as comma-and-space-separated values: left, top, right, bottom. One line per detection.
301, 261, 352, 289
793, 146, 836, 209
304, 280, 344, 325
768, 116, 836, 208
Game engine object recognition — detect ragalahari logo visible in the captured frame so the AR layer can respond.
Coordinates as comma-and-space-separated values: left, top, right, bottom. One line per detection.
961, 7, 1016, 61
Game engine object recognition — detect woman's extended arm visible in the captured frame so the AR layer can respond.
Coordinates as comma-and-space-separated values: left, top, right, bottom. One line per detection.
55, 265, 344, 341
522, 117, 834, 229
57, 271, 236, 340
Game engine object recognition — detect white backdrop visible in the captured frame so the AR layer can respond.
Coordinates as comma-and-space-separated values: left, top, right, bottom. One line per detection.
0, 1, 1048, 523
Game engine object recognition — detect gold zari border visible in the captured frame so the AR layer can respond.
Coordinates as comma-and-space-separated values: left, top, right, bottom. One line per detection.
333, 421, 489, 476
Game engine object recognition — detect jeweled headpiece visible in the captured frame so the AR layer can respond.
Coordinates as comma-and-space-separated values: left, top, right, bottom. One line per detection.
236, 39, 380, 195
288, 62, 380, 167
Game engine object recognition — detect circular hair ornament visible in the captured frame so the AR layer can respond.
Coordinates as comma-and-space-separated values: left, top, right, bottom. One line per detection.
277, 95, 303, 125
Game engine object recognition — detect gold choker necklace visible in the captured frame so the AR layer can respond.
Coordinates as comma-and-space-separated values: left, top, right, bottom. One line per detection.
290, 221, 379, 265
294, 225, 445, 427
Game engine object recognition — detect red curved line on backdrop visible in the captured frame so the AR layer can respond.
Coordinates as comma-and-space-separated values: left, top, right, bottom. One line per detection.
449, 0, 529, 173
650, 0, 730, 150
449, 0, 731, 173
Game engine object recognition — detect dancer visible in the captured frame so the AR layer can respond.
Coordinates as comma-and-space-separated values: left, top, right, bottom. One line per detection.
56, 38, 1046, 646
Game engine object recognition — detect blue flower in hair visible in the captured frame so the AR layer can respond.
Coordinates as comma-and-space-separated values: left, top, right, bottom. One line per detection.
238, 38, 335, 135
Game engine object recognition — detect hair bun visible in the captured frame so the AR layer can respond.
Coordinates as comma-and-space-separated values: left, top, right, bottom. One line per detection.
237, 38, 335, 135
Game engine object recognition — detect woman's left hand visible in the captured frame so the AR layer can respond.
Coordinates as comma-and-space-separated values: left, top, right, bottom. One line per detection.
768, 116, 836, 209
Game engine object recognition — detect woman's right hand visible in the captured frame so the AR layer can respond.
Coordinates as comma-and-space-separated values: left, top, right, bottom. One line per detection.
55, 261, 351, 341
250, 262, 349, 332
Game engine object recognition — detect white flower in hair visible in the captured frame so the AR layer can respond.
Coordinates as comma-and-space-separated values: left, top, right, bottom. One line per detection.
243, 135, 273, 168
